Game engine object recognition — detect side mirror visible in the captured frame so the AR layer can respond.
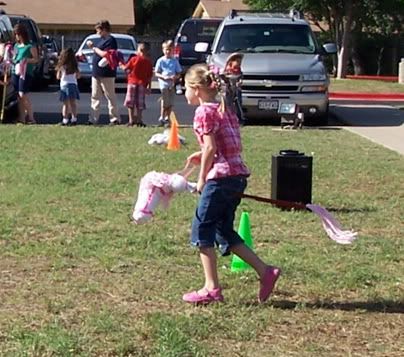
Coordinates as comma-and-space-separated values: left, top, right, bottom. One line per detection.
194, 42, 209, 53
322, 43, 337, 55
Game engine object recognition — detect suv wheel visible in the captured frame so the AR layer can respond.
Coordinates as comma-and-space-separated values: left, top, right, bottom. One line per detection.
307, 105, 329, 126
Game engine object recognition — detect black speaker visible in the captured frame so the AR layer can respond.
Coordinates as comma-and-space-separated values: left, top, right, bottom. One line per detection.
271, 150, 312, 204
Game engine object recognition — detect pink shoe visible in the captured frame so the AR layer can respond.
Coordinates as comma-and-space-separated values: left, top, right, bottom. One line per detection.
259, 266, 281, 303
182, 287, 224, 305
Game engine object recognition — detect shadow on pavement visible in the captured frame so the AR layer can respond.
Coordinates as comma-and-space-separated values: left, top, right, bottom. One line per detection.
28, 113, 130, 126
330, 104, 404, 127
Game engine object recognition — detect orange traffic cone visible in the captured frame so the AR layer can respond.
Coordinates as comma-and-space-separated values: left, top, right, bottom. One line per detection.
167, 112, 181, 151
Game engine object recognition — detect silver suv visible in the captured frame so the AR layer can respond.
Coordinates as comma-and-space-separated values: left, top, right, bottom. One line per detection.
205, 10, 337, 125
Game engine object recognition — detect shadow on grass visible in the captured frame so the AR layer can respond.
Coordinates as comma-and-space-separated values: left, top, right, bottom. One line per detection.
271, 299, 404, 314
330, 104, 404, 127
326, 207, 377, 213
269, 127, 343, 131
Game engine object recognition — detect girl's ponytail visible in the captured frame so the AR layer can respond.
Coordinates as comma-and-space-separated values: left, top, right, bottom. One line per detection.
185, 63, 228, 114
207, 65, 227, 113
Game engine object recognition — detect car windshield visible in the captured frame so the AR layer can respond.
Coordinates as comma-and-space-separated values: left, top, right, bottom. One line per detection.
82, 37, 135, 51
179, 21, 221, 43
216, 23, 317, 54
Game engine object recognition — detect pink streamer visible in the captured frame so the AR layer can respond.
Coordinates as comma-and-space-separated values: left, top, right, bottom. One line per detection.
306, 204, 358, 244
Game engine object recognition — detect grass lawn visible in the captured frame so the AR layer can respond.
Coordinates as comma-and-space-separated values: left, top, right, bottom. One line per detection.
0, 125, 403, 356
329, 78, 404, 93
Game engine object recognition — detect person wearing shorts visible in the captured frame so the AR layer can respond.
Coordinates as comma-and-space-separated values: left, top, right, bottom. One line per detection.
12, 23, 39, 124
154, 40, 182, 126
121, 42, 153, 127
56, 48, 80, 126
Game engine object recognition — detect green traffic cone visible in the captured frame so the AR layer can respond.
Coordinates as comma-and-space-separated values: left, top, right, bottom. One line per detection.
231, 211, 254, 272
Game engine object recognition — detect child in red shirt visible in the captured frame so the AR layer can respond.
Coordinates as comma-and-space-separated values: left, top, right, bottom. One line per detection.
121, 42, 153, 126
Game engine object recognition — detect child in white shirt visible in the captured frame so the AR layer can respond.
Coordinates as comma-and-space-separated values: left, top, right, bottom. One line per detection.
56, 48, 80, 125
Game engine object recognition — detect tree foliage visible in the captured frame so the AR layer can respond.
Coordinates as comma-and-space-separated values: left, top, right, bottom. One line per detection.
134, 0, 199, 35
244, 0, 404, 77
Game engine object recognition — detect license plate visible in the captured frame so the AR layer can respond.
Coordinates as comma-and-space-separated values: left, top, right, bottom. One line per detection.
258, 100, 278, 110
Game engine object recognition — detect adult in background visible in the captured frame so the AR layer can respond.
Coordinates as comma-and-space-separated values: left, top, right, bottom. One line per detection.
12, 23, 38, 124
86, 20, 121, 125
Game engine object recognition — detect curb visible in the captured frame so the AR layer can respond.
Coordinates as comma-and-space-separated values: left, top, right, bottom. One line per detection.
346, 75, 398, 82
329, 92, 404, 101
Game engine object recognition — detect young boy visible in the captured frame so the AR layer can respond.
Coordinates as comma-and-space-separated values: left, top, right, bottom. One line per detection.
121, 42, 153, 126
154, 40, 182, 126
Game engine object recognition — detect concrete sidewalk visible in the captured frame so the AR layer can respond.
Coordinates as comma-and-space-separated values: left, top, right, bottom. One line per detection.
331, 104, 404, 155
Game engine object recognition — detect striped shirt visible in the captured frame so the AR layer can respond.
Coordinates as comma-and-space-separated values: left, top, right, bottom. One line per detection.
193, 102, 250, 180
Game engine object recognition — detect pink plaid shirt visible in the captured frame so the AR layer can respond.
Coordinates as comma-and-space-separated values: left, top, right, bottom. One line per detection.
193, 103, 250, 180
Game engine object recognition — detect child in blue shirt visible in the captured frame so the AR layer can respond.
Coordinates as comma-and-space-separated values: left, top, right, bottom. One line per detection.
154, 40, 182, 126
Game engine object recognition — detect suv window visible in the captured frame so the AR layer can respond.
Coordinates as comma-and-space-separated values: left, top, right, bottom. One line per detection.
178, 20, 221, 43
0, 14, 13, 43
216, 23, 317, 54
0, 20, 10, 42
10, 17, 41, 44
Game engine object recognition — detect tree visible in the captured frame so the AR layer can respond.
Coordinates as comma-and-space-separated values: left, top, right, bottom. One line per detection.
350, 1, 404, 75
245, 0, 404, 78
134, 0, 199, 35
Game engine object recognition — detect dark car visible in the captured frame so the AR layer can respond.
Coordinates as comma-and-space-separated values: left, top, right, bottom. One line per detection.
42, 35, 59, 83
173, 17, 222, 92
9, 14, 50, 89
0, 10, 18, 122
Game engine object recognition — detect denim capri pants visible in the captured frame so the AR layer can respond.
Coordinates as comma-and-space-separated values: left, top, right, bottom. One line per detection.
191, 175, 247, 256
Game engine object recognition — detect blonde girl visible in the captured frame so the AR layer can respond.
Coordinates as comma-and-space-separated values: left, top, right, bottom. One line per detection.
182, 63, 281, 304
56, 48, 80, 125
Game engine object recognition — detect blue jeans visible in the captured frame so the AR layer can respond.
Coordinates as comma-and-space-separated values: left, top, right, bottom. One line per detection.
191, 176, 247, 256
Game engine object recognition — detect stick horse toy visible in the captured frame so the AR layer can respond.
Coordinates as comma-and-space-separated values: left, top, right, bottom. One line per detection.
131, 164, 357, 245
131, 164, 196, 224
0, 42, 13, 122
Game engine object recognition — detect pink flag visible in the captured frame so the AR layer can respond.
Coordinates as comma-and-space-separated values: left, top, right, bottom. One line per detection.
306, 204, 358, 244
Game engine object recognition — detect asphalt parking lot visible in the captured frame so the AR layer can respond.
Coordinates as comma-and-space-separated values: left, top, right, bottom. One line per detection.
19, 85, 404, 156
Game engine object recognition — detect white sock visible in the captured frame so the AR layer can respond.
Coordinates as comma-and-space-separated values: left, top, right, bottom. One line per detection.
71, 117, 77, 122
62, 118, 69, 124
